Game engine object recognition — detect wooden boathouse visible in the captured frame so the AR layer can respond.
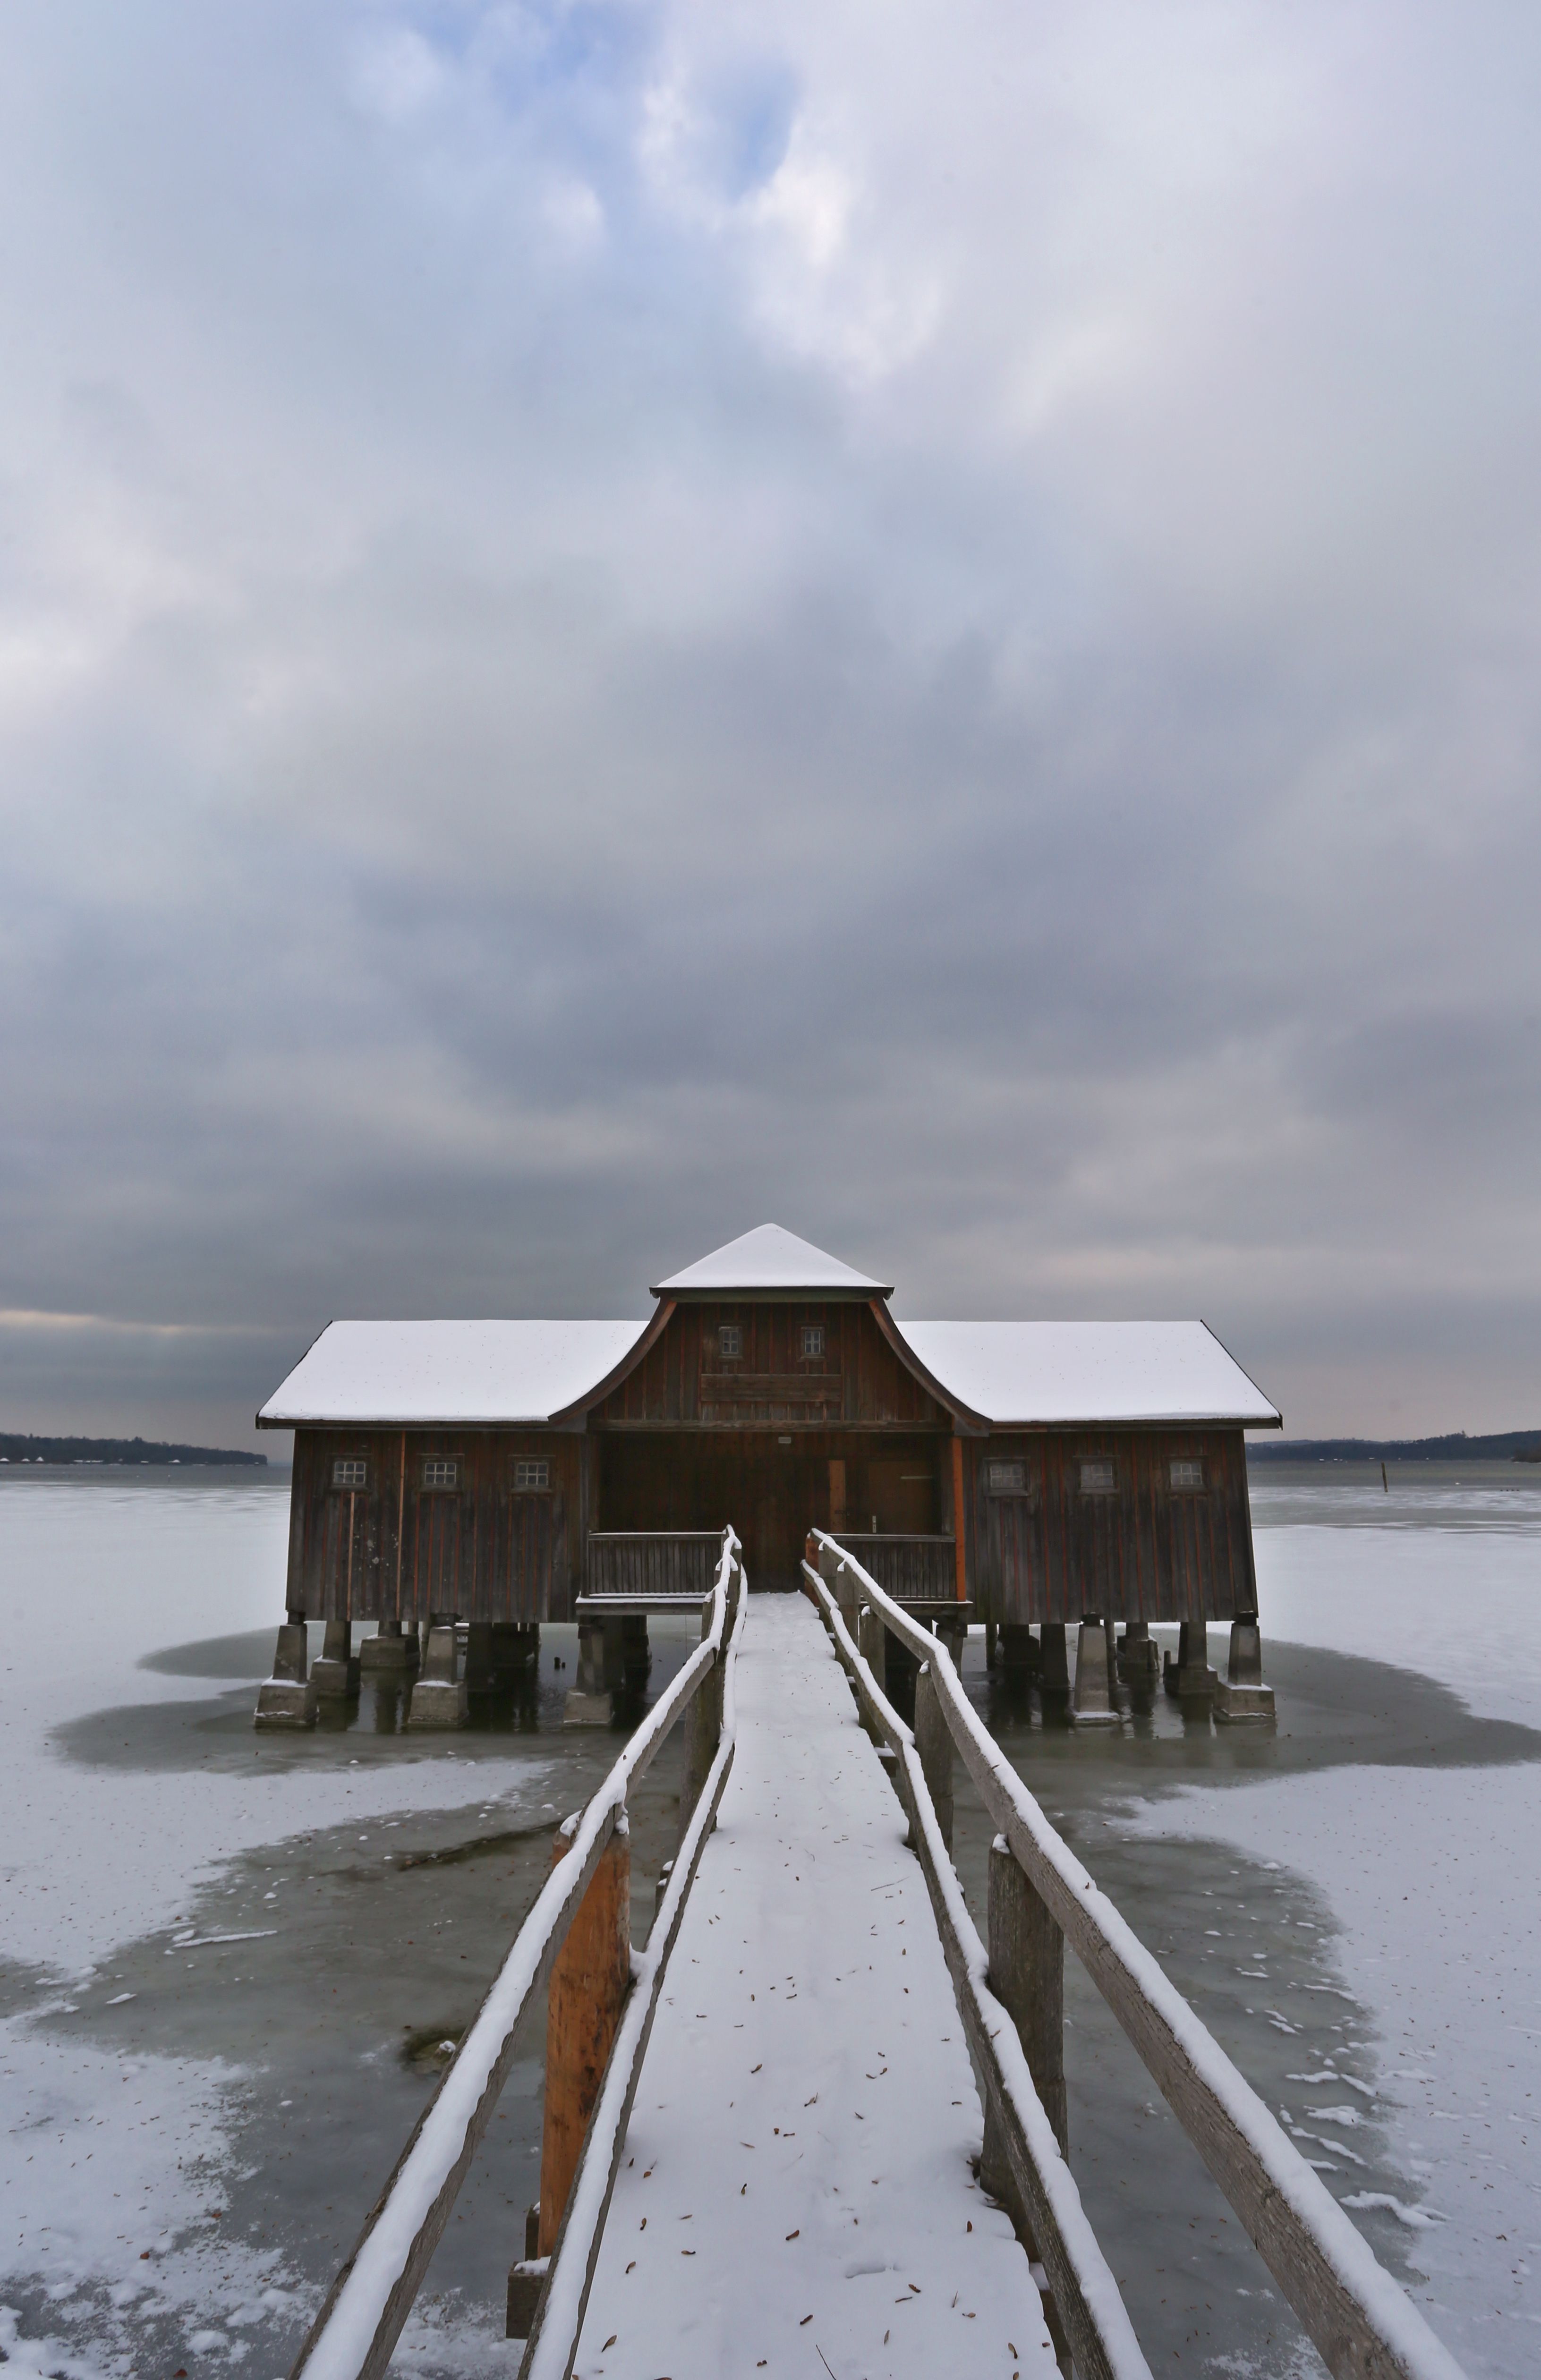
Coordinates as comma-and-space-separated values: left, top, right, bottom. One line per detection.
254, 1225, 1280, 1724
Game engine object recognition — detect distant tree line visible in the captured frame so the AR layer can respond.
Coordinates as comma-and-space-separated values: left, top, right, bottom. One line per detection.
0, 1433, 267, 1466
1249, 1429, 1541, 1463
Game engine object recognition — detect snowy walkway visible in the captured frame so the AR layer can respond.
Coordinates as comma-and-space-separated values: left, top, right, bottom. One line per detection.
573, 1593, 1053, 2380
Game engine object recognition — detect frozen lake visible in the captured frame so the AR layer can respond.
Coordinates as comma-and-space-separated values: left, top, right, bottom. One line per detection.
0, 1463, 1537, 2377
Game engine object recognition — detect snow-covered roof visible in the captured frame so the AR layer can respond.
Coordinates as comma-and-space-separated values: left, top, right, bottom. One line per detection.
652, 1224, 892, 1298
898, 1320, 1280, 1429
257, 1319, 647, 1427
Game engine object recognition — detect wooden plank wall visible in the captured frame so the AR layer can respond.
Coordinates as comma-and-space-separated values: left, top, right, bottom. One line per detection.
585, 1533, 721, 1598
594, 1301, 948, 1431
968, 1429, 1258, 1624
286, 1429, 577, 1623
826, 1534, 958, 1602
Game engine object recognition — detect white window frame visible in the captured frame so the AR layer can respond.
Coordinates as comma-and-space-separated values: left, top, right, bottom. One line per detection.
1169, 1458, 1205, 1492
984, 1459, 1028, 1496
1079, 1459, 1116, 1496
421, 1457, 460, 1492
717, 1323, 743, 1360
332, 1457, 369, 1492
800, 1324, 825, 1360
513, 1458, 551, 1492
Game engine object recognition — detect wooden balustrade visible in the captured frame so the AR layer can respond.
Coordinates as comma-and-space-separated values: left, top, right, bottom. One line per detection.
807, 1532, 1466, 2380
290, 1530, 744, 2380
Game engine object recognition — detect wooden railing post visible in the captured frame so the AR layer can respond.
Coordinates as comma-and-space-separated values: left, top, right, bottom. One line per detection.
914, 1661, 954, 1851
678, 1599, 722, 1845
982, 1833, 1067, 2205
535, 1816, 631, 2260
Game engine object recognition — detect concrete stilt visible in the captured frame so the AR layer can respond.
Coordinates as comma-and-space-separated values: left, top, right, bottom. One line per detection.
311, 1618, 359, 1700
255, 1614, 317, 1728
1103, 1616, 1122, 1699
1071, 1618, 1119, 1725
1117, 1619, 1159, 1679
564, 1618, 613, 1726
360, 1618, 418, 1674
1215, 1613, 1276, 1722
1164, 1619, 1218, 1702
407, 1613, 469, 1728
1038, 1622, 1070, 1698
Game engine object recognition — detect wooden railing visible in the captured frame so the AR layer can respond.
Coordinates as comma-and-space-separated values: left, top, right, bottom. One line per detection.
291, 1528, 747, 2380
806, 1533, 1466, 2380
585, 1530, 723, 1600
820, 1530, 960, 1604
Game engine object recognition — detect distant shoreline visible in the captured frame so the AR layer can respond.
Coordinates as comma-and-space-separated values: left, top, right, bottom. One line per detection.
1249, 1430, 1541, 1464
0, 1433, 266, 1467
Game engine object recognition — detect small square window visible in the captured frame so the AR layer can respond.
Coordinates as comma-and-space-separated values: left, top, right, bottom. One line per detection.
717, 1324, 742, 1360
332, 1457, 369, 1491
1079, 1459, 1115, 1495
1170, 1458, 1204, 1491
985, 1459, 1027, 1495
422, 1457, 460, 1492
800, 1325, 825, 1360
513, 1458, 550, 1492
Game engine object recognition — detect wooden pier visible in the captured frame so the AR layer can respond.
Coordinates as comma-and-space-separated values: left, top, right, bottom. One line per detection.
573, 1593, 1050, 2377
287, 1531, 1465, 2380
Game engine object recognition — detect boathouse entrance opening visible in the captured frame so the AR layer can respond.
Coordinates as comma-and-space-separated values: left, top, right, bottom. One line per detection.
594, 1433, 945, 1593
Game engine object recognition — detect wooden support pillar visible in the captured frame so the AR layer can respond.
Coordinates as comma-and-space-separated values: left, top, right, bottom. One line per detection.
464, 1620, 495, 1692
914, 1662, 954, 1852
535, 1819, 632, 2260
985, 1619, 998, 1669
678, 1603, 722, 1847
857, 1599, 885, 1683
983, 1834, 1067, 2164
951, 1436, 969, 1605
1038, 1622, 1070, 1696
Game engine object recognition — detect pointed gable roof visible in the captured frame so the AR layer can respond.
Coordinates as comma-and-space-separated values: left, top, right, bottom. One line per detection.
651, 1224, 893, 1299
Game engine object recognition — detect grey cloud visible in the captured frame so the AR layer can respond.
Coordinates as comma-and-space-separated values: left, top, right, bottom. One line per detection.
1, 0, 1540, 1448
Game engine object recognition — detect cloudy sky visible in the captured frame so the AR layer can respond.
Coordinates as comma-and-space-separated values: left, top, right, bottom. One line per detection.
3, 0, 1540, 1452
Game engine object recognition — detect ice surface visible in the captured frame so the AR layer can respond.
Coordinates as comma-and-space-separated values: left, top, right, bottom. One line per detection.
258, 1317, 646, 1425
899, 1319, 1280, 1426
1255, 1522, 1541, 1729
1126, 1517, 1541, 2375
575, 1597, 1053, 2378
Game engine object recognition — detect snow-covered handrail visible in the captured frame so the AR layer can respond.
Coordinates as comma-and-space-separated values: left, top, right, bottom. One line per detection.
290, 1529, 742, 2380
519, 1553, 749, 2380
802, 1556, 1150, 2380
810, 1533, 1467, 2380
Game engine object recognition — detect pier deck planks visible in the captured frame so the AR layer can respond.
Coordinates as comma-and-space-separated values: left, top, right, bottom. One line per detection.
574, 1593, 1053, 2379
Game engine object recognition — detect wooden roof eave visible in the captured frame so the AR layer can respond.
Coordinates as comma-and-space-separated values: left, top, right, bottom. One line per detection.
867, 1301, 991, 1437
545, 1300, 679, 1429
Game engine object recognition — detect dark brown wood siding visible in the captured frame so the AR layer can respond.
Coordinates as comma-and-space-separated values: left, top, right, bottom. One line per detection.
969, 1429, 1257, 1624
285, 1428, 577, 1623
825, 1534, 957, 1602
592, 1301, 949, 1432
585, 1533, 722, 1598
